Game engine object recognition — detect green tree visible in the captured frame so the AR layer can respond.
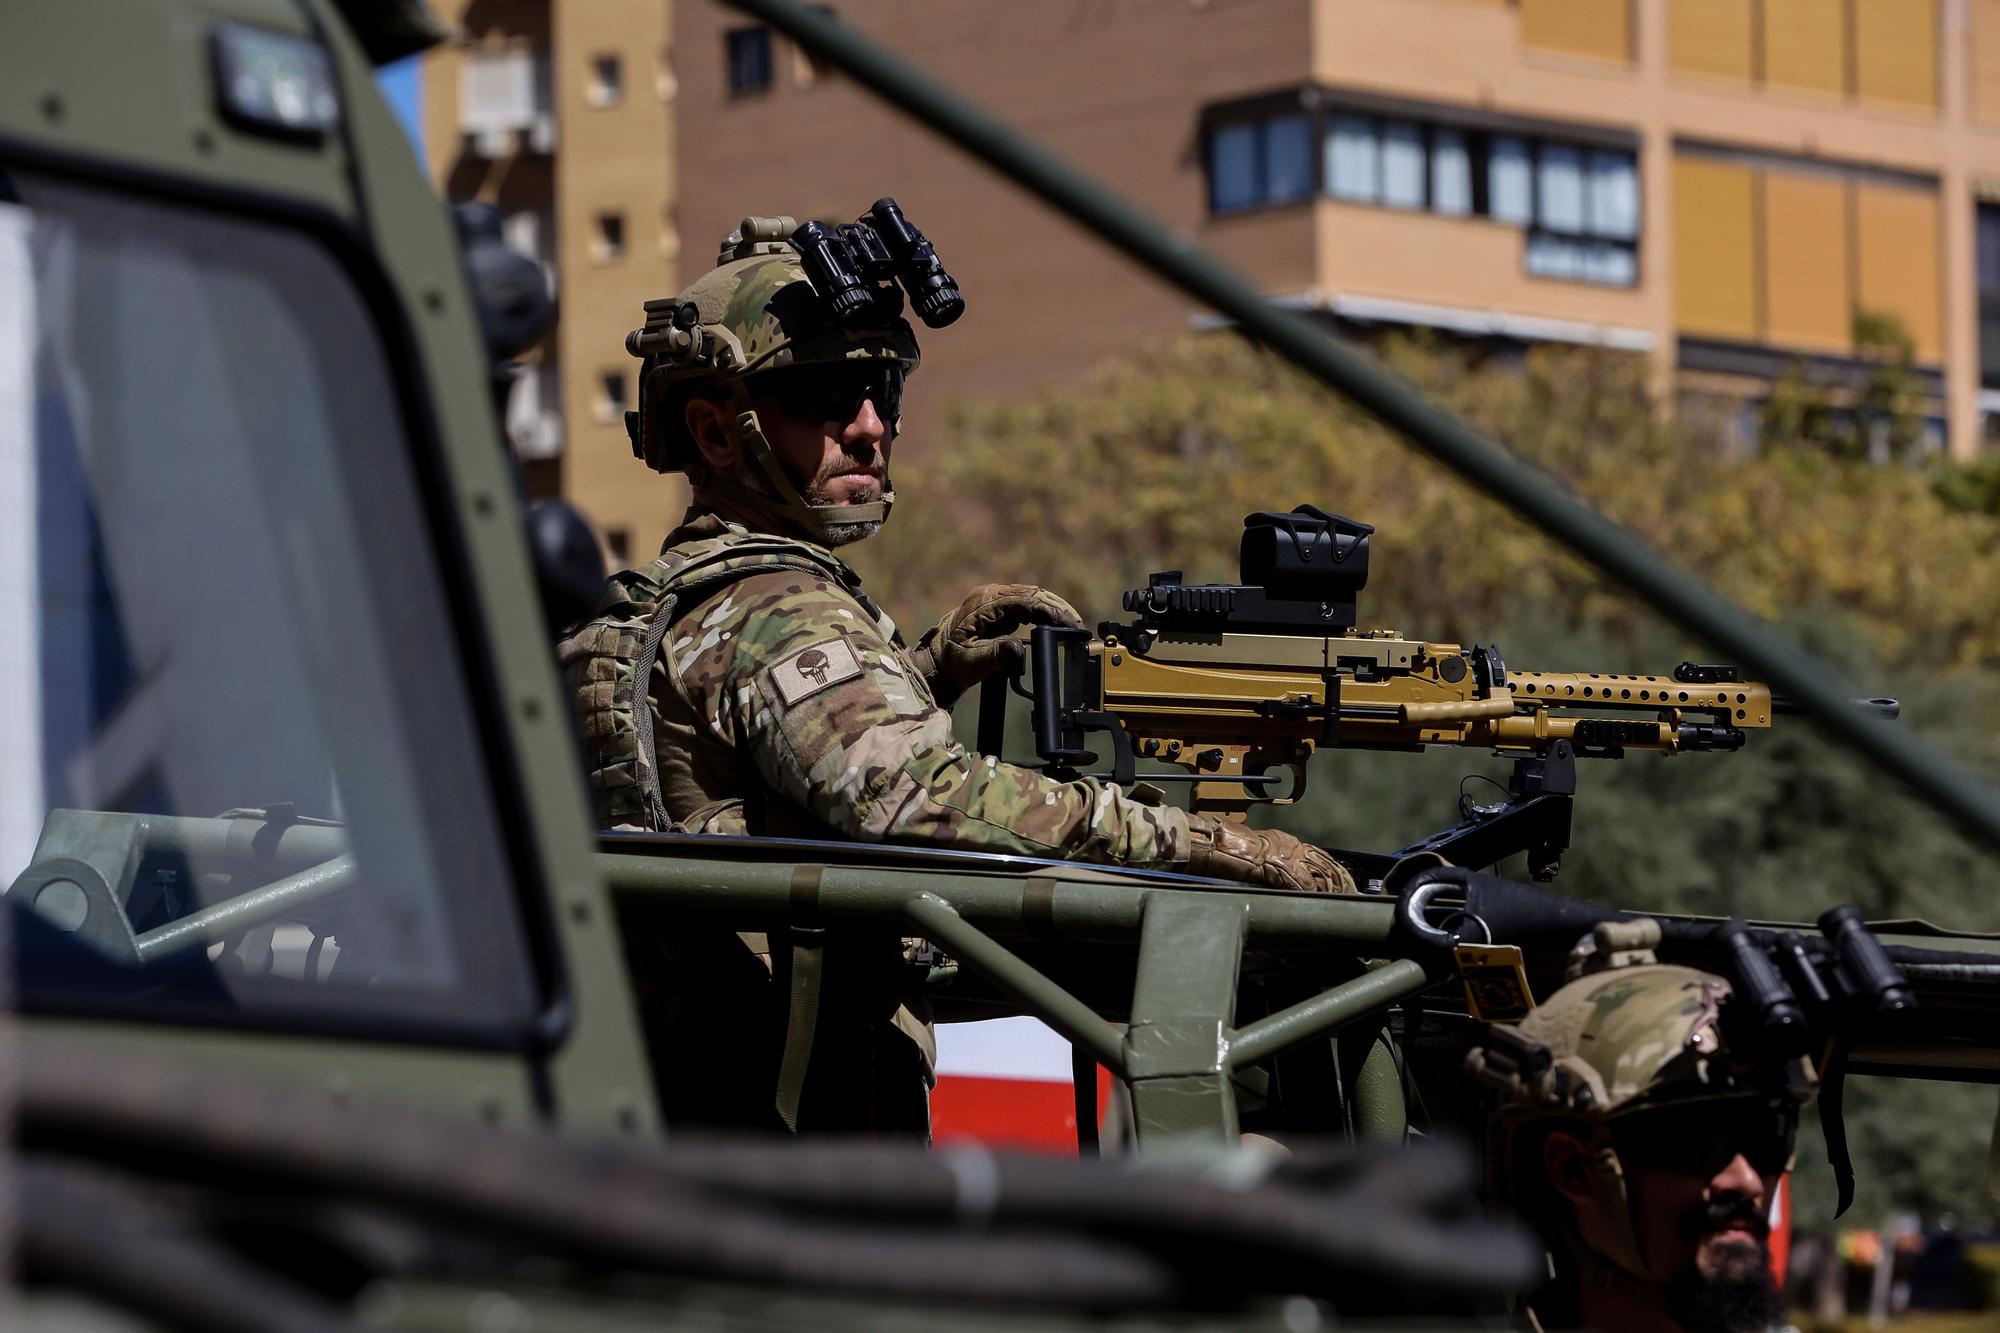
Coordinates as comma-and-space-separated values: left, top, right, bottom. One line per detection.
1758, 308, 1929, 464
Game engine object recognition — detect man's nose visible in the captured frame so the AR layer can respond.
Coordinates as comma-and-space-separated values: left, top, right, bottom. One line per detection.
1710, 1152, 1766, 1200
844, 395, 887, 445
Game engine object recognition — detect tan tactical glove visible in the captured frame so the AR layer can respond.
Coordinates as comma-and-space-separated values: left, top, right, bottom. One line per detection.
1184, 813, 1357, 894
911, 583, 1084, 709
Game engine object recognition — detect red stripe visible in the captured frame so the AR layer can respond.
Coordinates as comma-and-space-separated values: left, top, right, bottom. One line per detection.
931, 1070, 1112, 1154
1769, 1175, 1791, 1284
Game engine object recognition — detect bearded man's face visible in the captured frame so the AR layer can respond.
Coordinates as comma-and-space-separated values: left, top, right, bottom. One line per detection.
1612, 1101, 1795, 1333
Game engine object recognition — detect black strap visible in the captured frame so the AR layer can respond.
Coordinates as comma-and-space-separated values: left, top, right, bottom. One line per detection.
1819, 1043, 1855, 1217
775, 865, 828, 1133
1072, 1046, 1100, 1157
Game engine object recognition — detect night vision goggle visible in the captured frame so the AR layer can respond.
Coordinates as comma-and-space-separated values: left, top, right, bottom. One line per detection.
791, 197, 964, 330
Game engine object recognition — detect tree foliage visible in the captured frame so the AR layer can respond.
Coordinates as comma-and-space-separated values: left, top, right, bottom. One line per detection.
860, 333, 2000, 1228
867, 335, 2000, 670
1758, 308, 1930, 464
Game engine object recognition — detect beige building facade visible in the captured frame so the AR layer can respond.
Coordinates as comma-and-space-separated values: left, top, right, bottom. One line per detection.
424, 0, 682, 565
429, 0, 2000, 559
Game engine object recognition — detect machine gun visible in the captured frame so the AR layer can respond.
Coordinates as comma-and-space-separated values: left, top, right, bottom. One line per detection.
982, 506, 1897, 883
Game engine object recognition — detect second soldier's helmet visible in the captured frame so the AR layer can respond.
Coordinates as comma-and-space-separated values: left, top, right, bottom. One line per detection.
1467, 963, 1810, 1281
623, 217, 921, 543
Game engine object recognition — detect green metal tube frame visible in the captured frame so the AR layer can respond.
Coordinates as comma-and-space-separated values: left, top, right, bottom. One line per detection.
597, 853, 1399, 948
133, 855, 356, 963
903, 892, 1127, 1073
1230, 958, 1431, 1069
722, 0, 2000, 858
612, 853, 1435, 1141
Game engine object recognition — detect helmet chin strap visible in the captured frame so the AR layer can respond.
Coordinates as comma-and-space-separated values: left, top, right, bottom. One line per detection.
695, 404, 893, 545
1584, 1137, 1661, 1284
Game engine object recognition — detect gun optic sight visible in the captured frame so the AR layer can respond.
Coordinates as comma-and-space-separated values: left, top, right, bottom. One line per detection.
1122, 505, 1373, 634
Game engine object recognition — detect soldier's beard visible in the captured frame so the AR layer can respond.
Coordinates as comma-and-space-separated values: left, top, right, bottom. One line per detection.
1659, 1198, 1786, 1333
739, 455, 883, 547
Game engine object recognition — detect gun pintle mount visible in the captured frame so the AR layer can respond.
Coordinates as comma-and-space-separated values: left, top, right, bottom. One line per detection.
977, 506, 1897, 885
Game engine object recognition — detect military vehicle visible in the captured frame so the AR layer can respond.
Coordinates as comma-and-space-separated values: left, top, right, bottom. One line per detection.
4, 0, 1998, 1328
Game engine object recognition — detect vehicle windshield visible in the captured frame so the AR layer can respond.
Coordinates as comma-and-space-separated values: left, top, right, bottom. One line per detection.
0, 168, 542, 1041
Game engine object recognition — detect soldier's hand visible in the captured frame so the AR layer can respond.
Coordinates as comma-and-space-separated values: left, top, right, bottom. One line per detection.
913, 583, 1083, 709
1183, 813, 1357, 894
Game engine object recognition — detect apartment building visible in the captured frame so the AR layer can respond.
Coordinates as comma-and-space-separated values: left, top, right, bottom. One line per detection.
682, 1, 2000, 452
423, 1, 2000, 559
423, 0, 679, 564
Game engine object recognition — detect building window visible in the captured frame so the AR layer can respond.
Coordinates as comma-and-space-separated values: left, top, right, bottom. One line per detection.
1522, 144, 1641, 286
588, 53, 623, 108
597, 370, 628, 424
1588, 149, 1641, 239
592, 210, 626, 263
460, 47, 555, 154
605, 527, 633, 564
1203, 97, 1640, 287
726, 27, 773, 96
1325, 115, 1379, 204
1537, 144, 1586, 233
1979, 204, 2000, 388
1210, 123, 1259, 212
1487, 136, 1533, 225
1381, 122, 1426, 210
1264, 115, 1313, 203
1430, 129, 1473, 216
1208, 113, 1314, 213
506, 362, 563, 460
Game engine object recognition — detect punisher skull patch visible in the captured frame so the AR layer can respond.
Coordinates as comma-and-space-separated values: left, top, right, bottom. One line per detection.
768, 636, 864, 706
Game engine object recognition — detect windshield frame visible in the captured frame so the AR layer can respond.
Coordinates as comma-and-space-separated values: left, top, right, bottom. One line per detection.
0, 132, 573, 1054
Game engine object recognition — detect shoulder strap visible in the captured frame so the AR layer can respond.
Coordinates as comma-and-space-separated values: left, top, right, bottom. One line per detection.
621, 535, 855, 833
628, 590, 679, 832
652, 534, 853, 603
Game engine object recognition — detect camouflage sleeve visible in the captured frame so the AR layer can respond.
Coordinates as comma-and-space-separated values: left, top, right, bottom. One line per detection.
667, 571, 1189, 866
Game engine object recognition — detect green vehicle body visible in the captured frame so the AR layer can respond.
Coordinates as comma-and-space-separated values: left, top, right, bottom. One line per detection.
5, 0, 1999, 1327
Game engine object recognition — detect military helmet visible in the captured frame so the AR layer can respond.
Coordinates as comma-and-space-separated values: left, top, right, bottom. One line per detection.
625, 217, 920, 476
1514, 964, 1744, 1117
1468, 963, 1809, 1283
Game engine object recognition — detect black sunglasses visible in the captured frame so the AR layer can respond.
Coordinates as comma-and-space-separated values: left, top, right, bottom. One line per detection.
1609, 1098, 1798, 1178
753, 364, 905, 424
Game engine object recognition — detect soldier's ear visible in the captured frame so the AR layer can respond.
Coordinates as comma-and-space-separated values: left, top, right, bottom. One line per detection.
686, 396, 741, 474
1544, 1129, 1596, 1203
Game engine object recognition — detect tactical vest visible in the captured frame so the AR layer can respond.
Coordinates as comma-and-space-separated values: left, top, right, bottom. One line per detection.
558, 528, 854, 833
559, 525, 936, 1136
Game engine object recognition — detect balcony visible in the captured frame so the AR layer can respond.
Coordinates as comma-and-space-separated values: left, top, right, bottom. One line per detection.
460, 49, 556, 159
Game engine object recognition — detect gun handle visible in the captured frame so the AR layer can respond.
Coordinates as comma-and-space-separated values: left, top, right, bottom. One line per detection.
976, 672, 1010, 758
1029, 625, 1096, 765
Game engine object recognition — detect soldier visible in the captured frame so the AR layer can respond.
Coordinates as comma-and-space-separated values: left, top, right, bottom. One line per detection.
561, 213, 1353, 1138
1468, 962, 1809, 1333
